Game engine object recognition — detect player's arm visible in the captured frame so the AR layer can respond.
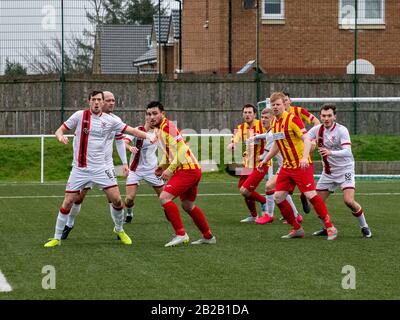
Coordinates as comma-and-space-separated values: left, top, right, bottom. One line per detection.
55, 125, 69, 144
257, 141, 279, 169
227, 126, 242, 150
115, 136, 129, 177
300, 107, 320, 126
319, 145, 352, 158
320, 127, 353, 158
165, 140, 189, 174
247, 132, 268, 144
291, 115, 310, 168
300, 133, 312, 168
123, 125, 156, 143
55, 111, 80, 145
307, 126, 318, 152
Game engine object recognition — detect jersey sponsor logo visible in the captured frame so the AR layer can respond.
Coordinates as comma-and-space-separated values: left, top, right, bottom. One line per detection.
273, 132, 285, 141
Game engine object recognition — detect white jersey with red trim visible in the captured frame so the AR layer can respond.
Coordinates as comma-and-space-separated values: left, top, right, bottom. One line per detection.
125, 128, 158, 172
308, 122, 354, 174
63, 110, 127, 170
258, 130, 284, 169
104, 113, 125, 168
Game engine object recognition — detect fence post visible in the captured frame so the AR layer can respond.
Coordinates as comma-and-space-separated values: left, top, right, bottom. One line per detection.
255, 0, 261, 117
41, 135, 45, 183
352, 0, 358, 135
60, 0, 65, 123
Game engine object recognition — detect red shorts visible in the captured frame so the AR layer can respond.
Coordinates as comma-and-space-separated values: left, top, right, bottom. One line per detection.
239, 166, 269, 192
275, 166, 316, 193
163, 169, 202, 202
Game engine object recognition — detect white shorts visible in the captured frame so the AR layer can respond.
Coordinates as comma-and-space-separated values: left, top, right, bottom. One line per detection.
65, 166, 118, 193
126, 169, 164, 187
316, 169, 356, 193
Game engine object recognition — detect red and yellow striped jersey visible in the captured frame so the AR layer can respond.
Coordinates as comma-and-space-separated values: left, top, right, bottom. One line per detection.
271, 111, 310, 169
289, 106, 315, 125
232, 119, 266, 168
157, 117, 200, 172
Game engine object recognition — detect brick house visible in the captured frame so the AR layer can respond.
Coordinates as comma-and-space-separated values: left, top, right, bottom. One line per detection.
182, 0, 399, 75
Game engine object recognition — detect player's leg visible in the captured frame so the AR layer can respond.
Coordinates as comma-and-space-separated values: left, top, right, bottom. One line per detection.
299, 192, 311, 214
255, 176, 276, 224
103, 185, 132, 245
311, 190, 331, 236
274, 190, 304, 239
45, 168, 89, 247
343, 188, 372, 238
160, 190, 189, 247
285, 194, 302, 222
124, 170, 142, 223
181, 199, 216, 245
273, 168, 304, 238
153, 185, 163, 196
44, 192, 79, 247
178, 170, 215, 245
311, 172, 336, 236
124, 184, 139, 223
238, 174, 257, 222
297, 166, 337, 240
62, 187, 91, 240
265, 175, 277, 216
159, 171, 191, 247
239, 166, 269, 222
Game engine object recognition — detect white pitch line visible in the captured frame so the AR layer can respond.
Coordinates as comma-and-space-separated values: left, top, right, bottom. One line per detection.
0, 270, 12, 292
0, 193, 399, 200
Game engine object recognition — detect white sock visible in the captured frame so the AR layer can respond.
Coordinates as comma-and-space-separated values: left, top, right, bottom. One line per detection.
357, 214, 368, 228
266, 194, 275, 217
286, 195, 299, 217
353, 208, 368, 228
66, 203, 81, 228
54, 212, 68, 240
111, 204, 124, 232
126, 206, 133, 216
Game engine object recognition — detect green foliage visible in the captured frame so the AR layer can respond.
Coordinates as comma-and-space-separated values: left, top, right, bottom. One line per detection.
86, 0, 166, 25
0, 135, 399, 182
126, 0, 166, 25
4, 58, 27, 76
312, 135, 400, 161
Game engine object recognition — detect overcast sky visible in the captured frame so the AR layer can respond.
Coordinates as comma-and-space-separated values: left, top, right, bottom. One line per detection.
0, 0, 178, 74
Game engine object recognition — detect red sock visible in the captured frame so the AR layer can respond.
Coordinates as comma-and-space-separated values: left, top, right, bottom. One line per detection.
189, 206, 212, 239
309, 195, 333, 228
162, 202, 185, 236
60, 207, 70, 215
352, 207, 363, 217
245, 198, 258, 217
250, 191, 266, 204
276, 200, 301, 229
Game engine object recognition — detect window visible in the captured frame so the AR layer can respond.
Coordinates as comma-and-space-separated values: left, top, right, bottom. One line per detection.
262, 0, 284, 19
339, 0, 384, 26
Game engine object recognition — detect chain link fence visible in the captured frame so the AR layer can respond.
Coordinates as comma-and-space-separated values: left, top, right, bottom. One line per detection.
0, 0, 399, 134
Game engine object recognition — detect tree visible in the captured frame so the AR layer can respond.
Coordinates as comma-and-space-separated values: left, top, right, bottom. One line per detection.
26, 37, 93, 74
25, 0, 166, 74
4, 58, 27, 76
126, 0, 166, 25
